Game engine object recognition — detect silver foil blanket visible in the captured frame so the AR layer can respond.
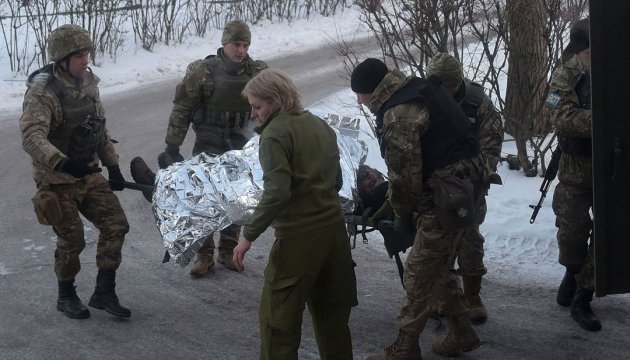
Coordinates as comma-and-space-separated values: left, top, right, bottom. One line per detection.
152, 112, 367, 266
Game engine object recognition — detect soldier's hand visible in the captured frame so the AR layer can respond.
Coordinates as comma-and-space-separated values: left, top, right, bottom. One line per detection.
370, 199, 394, 225
58, 158, 102, 178
157, 144, 184, 169
107, 165, 126, 191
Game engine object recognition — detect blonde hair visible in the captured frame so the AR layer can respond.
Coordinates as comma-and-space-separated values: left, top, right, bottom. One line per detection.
242, 68, 303, 113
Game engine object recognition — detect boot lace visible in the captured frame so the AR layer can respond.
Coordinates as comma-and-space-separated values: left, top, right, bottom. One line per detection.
385, 330, 406, 355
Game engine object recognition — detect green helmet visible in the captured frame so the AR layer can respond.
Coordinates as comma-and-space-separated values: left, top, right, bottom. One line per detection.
426, 52, 463, 88
47, 24, 93, 63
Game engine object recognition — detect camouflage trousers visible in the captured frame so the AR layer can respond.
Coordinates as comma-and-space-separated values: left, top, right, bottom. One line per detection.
259, 221, 357, 360
455, 196, 488, 277
196, 224, 240, 258
398, 207, 468, 335
42, 174, 129, 281
552, 181, 594, 290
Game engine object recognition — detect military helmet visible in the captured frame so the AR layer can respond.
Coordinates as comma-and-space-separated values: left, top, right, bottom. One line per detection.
426, 52, 463, 88
47, 24, 93, 63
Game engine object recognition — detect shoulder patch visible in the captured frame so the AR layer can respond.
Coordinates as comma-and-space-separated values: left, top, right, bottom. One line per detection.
545, 92, 562, 108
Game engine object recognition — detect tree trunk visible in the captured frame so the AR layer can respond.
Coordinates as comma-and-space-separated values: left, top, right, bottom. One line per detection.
504, 0, 549, 176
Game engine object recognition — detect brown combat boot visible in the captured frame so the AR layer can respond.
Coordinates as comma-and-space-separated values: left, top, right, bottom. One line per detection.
217, 253, 238, 271
189, 254, 215, 277
367, 329, 422, 360
463, 275, 488, 324
130, 156, 156, 202
432, 314, 480, 357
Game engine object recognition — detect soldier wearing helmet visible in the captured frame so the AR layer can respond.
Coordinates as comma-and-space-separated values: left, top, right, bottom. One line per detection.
426, 52, 505, 325
19, 24, 131, 320
161, 20, 268, 277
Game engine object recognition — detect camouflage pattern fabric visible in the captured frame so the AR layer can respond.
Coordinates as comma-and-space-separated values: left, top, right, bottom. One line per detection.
546, 55, 592, 187
221, 20, 251, 45
369, 70, 478, 335
466, 81, 504, 173
552, 182, 594, 290
196, 223, 241, 258
47, 24, 93, 62
547, 55, 594, 290
165, 49, 267, 154
46, 174, 129, 281
20, 64, 119, 186
20, 62, 128, 283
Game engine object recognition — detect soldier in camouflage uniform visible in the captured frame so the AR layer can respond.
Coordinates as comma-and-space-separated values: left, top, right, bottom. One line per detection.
20, 24, 131, 319
426, 52, 505, 325
161, 20, 268, 277
545, 18, 600, 332
352, 58, 484, 359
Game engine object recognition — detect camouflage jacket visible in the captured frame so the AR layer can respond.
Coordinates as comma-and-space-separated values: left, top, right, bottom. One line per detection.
20, 65, 118, 186
368, 69, 430, 219
458, 80, 504, 172
165, 48, 267, 152
546, 55, 592, 188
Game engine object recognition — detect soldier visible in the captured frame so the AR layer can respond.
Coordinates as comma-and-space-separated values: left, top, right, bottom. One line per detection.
20, 24, 131, 319
426, 52, 504, 324
233, 69, 358, 360
351, 58, 484, 359
545, 18, 600, 331
161, 20, 267, 277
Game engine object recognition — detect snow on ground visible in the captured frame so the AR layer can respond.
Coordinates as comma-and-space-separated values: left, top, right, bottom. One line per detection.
0, 5, 563, 284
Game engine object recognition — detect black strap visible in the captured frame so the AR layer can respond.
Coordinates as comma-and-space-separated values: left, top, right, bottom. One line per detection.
394, 253, 405, 289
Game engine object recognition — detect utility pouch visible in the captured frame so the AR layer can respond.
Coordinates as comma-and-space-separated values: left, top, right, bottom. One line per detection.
431, 169, 475, 230
31, 190, 63, 226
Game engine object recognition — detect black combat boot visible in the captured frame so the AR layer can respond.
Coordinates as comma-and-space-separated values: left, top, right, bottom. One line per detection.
556, 270, 577, 307
57, 280, 90, 319
570, 287, 602, 331
88, 269, 131, 318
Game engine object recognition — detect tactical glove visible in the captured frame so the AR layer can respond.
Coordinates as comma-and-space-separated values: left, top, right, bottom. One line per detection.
370, 199, 394, 226
58, 158, 102, 178
107, 165, 126, 191
157, 144, 184, 169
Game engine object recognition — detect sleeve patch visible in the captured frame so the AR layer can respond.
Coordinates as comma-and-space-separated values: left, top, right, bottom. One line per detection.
545, 92, 562, 108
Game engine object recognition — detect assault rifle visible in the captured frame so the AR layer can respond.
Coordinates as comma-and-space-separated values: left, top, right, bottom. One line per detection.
529, 146, 562, 223
345, 214, 415, 287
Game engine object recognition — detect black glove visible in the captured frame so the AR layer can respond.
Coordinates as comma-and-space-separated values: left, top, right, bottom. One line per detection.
158, 144, 184, 169
394, 214, 414, 236
107, 165, 125, 191
58, 158, 102, 178
370, 200, 394, 226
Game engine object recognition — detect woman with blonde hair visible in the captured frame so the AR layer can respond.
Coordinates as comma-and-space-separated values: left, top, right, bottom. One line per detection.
233, 68, 358, 359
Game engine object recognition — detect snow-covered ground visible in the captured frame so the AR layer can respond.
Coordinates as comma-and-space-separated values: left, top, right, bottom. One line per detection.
0, 5, 563, 285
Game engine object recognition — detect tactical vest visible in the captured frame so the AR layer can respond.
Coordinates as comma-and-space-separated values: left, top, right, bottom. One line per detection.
28, 65, 103, 161
558, 70, 592, 156
191, 56, 256, 152
375, 77, 479, 181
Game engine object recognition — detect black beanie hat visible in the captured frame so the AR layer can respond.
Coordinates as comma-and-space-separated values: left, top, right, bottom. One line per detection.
351, 58, 388, 94
561, 18, 590, 62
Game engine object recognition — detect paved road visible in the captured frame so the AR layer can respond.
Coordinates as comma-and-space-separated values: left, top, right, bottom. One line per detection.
1, 40, 629, 360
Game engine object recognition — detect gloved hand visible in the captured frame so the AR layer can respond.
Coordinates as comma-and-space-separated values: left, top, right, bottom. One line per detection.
58, 158, 102, 178
157, 144, 185, 169
107, 165, 125, 191
370, 199, 394, 226
394, 213, 414, 236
